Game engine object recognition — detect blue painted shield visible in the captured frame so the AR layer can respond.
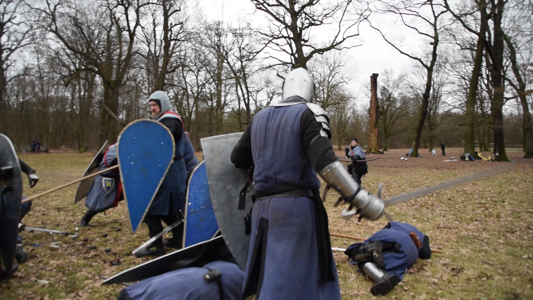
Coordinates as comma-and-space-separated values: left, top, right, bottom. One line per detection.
118, 120, 174, 232
183, 162, 219, 248
0, 134, 23, 278
102, 178, 115, 194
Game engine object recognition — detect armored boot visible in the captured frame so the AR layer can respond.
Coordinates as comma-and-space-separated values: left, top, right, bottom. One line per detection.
362, 262, 401, 296
134, 223, 165, 258
80, 210, 99, 227
0, 264, 18, 281
14, 244, 27, 263
163, 222, 184, 249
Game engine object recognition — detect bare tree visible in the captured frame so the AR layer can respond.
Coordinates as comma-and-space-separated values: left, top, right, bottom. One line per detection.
223, 24, 268, 130
308, 51, 351, 110
446, 0, 510, 160
32, 0, 149, 144
376, 70, 409, 151
201, 21, 233, 135
251, 0, 369, 69
329, 91, 355, 150
0, 0, 34, 134
368, 0, 449, 157
139, 0, 188, 92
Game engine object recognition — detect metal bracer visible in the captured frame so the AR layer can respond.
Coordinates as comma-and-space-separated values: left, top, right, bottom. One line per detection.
319, 161, 384, 220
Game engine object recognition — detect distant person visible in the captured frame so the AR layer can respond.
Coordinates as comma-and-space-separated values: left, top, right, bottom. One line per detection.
31, 141, 36, 153
345, 138, 368, 185
439, 142, 446, 156
35, 141, 41, 153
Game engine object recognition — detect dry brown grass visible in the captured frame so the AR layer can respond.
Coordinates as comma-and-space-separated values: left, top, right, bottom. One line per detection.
0, 148, 532, 299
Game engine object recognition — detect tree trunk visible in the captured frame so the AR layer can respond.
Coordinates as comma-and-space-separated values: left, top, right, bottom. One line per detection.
490, 0, 508, 161
100, 84, 120, 145
411, 91, 430, 157
383, 134, 389, 151
502, 32, 533, 158
465, 21, 486, 156
368, 73, 380, 153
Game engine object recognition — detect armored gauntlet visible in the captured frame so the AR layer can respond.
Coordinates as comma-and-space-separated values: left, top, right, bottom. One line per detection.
319, 161, 384, 220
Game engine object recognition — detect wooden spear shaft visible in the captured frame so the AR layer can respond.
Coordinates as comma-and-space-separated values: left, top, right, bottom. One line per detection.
330, 232, 442, 253
22, 165, 119, 203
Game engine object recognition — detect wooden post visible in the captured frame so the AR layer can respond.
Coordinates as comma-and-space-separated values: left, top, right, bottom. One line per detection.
368, 73, 380, 153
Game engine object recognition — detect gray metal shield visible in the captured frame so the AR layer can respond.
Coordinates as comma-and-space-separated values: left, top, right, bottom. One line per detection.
74, 141, 108, 204
0, 134, 23, 277
201, 133, 254, 269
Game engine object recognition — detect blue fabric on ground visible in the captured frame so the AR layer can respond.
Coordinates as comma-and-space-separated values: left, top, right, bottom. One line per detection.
121, 261, 244, 300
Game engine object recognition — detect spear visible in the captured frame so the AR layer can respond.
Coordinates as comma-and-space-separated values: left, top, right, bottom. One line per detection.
22, 165, 119, 203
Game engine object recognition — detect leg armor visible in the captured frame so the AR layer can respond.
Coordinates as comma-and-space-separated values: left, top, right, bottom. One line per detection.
361, 262, 401, 296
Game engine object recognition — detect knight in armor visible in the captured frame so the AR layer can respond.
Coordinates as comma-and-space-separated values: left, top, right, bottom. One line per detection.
0, 155, 38, 279
230, 68, 384, 299
79, 144, 123, 227
137, 90, 188, 257
345, 138, 368, 185
344, 221, 432, 296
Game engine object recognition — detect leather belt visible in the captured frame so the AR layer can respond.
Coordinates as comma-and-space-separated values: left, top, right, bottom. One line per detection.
255, 189, 314, 200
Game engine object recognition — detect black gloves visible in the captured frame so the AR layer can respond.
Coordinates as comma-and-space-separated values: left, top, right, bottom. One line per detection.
352, 155, 362, 162
28, 173, 39, 188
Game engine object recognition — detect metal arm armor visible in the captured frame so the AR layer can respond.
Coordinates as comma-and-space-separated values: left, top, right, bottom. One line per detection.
306, 103, 331, 139
319, 161, 384, 220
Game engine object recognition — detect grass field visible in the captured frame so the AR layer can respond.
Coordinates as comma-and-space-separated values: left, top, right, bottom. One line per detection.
1, 148, 532, 299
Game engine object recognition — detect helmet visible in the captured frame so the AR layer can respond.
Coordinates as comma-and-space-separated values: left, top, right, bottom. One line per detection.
148, 91, 172, 119
281, 68, 315, 102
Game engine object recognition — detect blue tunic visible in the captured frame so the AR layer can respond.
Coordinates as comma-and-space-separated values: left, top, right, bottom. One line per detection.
147, 113, 188, 215
244, 104, 340, 300
119, 261, 244, 300
346, 222, 427, 280
85, 145, 120, 212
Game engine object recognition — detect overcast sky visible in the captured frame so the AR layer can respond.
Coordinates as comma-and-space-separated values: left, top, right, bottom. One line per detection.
197, 0, 418, 96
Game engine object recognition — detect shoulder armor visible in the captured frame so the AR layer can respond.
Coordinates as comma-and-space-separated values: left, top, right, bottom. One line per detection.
306, 103, 331, 139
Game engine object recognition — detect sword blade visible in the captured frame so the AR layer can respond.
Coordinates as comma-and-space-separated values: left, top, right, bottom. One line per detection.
132, 218, 183, 255
24, 227, 74, 235
384, 163, 514, 207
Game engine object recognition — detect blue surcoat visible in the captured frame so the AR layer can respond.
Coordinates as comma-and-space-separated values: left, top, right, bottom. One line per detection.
243, 104, 340, 300
119, 261, 244, 300
148, 115, 187, 215
85, 145, 120, 212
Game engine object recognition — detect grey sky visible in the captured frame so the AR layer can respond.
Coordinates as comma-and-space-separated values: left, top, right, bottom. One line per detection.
197, 0, 414, 91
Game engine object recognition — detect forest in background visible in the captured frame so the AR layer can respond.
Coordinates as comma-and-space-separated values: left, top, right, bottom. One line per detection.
0, 0, 531, 160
